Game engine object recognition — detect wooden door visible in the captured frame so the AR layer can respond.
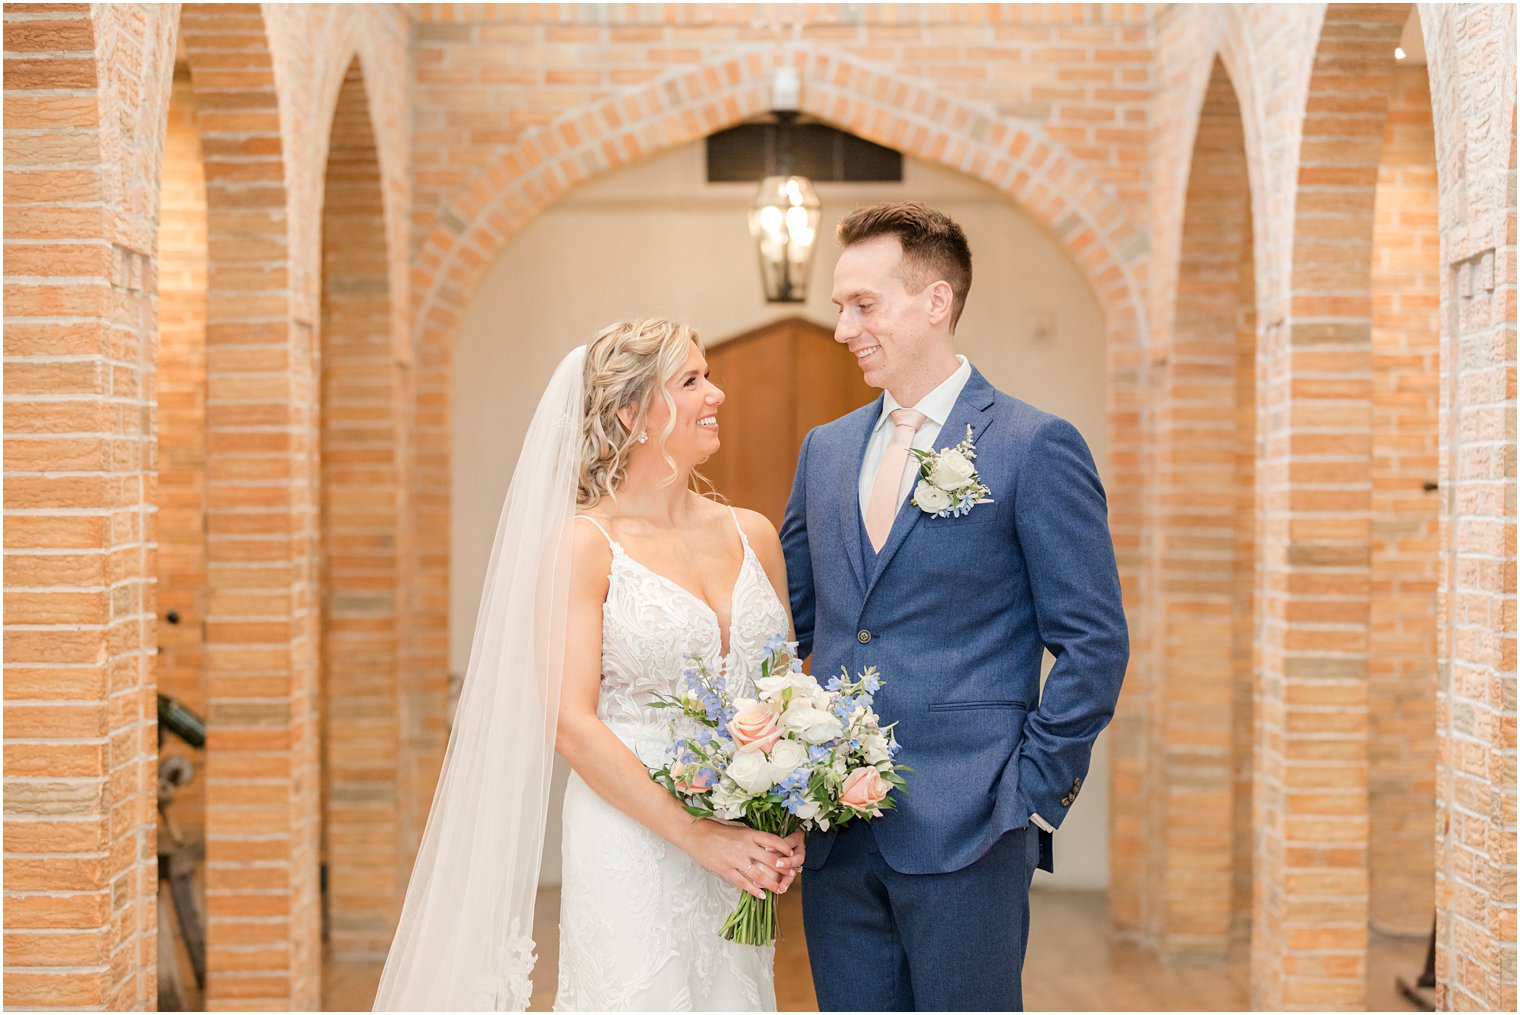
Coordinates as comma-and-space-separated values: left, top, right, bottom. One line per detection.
703, 316, 875, 525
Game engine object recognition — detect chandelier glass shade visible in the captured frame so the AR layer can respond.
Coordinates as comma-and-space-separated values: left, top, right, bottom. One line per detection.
748, 173, 821, 303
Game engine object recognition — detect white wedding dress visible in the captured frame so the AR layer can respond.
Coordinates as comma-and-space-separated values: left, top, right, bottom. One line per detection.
555, 509, 785, 1012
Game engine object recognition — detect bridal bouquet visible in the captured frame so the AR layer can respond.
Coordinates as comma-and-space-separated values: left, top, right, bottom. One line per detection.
649, 635, 905, 946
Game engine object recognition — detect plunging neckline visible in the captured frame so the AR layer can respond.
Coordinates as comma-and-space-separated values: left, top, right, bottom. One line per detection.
613, 547, 751, 661
581, 511, 753, 661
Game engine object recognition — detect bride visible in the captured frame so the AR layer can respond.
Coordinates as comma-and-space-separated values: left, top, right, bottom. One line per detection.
374, 319, 801, 1012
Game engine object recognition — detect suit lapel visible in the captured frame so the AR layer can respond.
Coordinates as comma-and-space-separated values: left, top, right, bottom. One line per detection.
837, 395, 882, 594
864, 368, 997, 601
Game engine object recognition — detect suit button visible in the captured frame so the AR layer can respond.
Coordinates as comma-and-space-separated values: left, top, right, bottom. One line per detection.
857, 629, 872, 644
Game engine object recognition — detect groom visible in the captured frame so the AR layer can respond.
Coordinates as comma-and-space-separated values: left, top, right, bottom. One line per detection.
780, 202, 1128, 1011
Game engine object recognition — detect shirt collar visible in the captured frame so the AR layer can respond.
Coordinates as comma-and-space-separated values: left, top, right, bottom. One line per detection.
876, 355, 972, 431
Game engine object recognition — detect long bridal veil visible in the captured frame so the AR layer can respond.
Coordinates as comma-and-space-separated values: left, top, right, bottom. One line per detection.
374, 346, 586, 1011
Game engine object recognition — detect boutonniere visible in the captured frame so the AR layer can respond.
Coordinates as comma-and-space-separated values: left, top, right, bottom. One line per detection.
908, 425, 994, 518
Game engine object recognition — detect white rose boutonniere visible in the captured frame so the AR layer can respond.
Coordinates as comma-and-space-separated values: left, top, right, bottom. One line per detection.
909, 424, 994, 519
928, 448, 977, 490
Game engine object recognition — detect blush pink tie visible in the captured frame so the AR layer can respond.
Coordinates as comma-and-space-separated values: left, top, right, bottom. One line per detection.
866, 408, 927, 552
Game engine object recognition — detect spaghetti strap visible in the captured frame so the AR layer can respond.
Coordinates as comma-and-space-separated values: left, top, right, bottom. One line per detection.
727, 506, 751, 551
576, 514, 619, 551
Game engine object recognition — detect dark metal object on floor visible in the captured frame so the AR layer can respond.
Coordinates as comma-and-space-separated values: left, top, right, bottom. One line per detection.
157, 695, 208, 1010
1395, 918, 1437, 1011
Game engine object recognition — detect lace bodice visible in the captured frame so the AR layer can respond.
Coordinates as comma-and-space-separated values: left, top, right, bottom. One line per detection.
580, 509, 790, 769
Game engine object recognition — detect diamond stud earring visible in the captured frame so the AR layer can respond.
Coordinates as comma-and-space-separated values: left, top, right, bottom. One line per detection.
635, 431, 648, 444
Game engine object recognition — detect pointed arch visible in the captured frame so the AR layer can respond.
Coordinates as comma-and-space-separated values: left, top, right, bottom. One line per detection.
318, 52, 407, 961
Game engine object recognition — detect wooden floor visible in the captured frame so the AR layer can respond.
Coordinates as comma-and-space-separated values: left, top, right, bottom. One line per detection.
327, 888, 1429, 1012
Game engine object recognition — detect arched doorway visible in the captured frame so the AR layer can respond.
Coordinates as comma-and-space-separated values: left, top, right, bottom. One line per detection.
449, 138, 1113, 1008
409, 60, 1148, 906
1143, 55, 1257, 960
152, 5, 314, 1008
1367, 7, 1440, 944
1252, 4, 1440, 1008
318, 55, 404, 962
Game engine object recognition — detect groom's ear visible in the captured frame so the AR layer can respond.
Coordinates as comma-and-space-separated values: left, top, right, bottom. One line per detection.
925, 279, 954, 328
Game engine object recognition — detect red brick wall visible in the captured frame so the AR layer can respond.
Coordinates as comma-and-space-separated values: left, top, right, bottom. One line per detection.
3, 4, 163, 1008
2, 4, 1512, 1012
4, 3, 412, 1008
1423, 4, 1517, 1008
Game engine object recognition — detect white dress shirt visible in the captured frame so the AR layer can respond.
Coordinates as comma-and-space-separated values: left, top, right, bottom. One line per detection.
854, 355, 1058, 836
857, 356, 973, 519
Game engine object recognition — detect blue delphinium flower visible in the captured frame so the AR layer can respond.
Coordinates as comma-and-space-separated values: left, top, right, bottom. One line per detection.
776, 766, 811, 815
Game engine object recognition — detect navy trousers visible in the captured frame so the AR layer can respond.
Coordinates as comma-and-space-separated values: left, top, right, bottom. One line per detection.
801, 821, 1038, 1011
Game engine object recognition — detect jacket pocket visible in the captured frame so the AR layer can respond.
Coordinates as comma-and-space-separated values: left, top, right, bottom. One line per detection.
927, 700, 1028, 713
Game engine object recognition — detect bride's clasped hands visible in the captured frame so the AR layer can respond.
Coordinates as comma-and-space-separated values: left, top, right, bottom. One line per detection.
680, 819, 804, 901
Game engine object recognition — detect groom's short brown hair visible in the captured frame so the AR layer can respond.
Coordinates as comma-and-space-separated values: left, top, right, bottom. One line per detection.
837, 202, 973, 331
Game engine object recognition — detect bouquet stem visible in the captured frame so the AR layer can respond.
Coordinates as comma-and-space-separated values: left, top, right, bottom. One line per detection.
719, 886, 777, 945
717, 814, 797, 947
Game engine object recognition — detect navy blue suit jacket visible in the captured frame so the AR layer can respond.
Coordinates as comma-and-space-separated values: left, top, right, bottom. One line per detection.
780, 367, 1128, 875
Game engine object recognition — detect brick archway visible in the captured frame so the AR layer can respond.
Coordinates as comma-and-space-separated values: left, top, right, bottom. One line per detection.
1140, 55, 1257, 961
319, 53, 406, 962
403, 56, 1153, 832
165, 6, 322, 1009
1253, 5, 1415, 1010
411, 48, 1146, 353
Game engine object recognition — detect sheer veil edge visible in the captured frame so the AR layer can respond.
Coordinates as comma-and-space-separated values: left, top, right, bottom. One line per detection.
373, 345, 587, 1011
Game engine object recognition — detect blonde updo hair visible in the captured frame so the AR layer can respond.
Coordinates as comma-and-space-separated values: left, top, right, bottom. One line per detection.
578, 318, 712, 509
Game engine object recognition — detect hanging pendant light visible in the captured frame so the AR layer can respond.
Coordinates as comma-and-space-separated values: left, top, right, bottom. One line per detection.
749, 69, 820, 303
749, 170, 820, 303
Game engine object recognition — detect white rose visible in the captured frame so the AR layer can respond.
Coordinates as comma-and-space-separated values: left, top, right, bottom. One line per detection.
780, 704, 844, 745
914, 480, 952, 513
929, 449, 977, 490
794, 798, 821, 822
755, 672, 826, 707
768, 738, 808, 781
727, 747, 777, 794
861, 733, 891, 765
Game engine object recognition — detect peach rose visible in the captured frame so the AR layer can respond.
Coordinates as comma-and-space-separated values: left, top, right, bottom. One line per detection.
726, 701, 782, 752
839, 767, 891, 813
671, 759, 713, 795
